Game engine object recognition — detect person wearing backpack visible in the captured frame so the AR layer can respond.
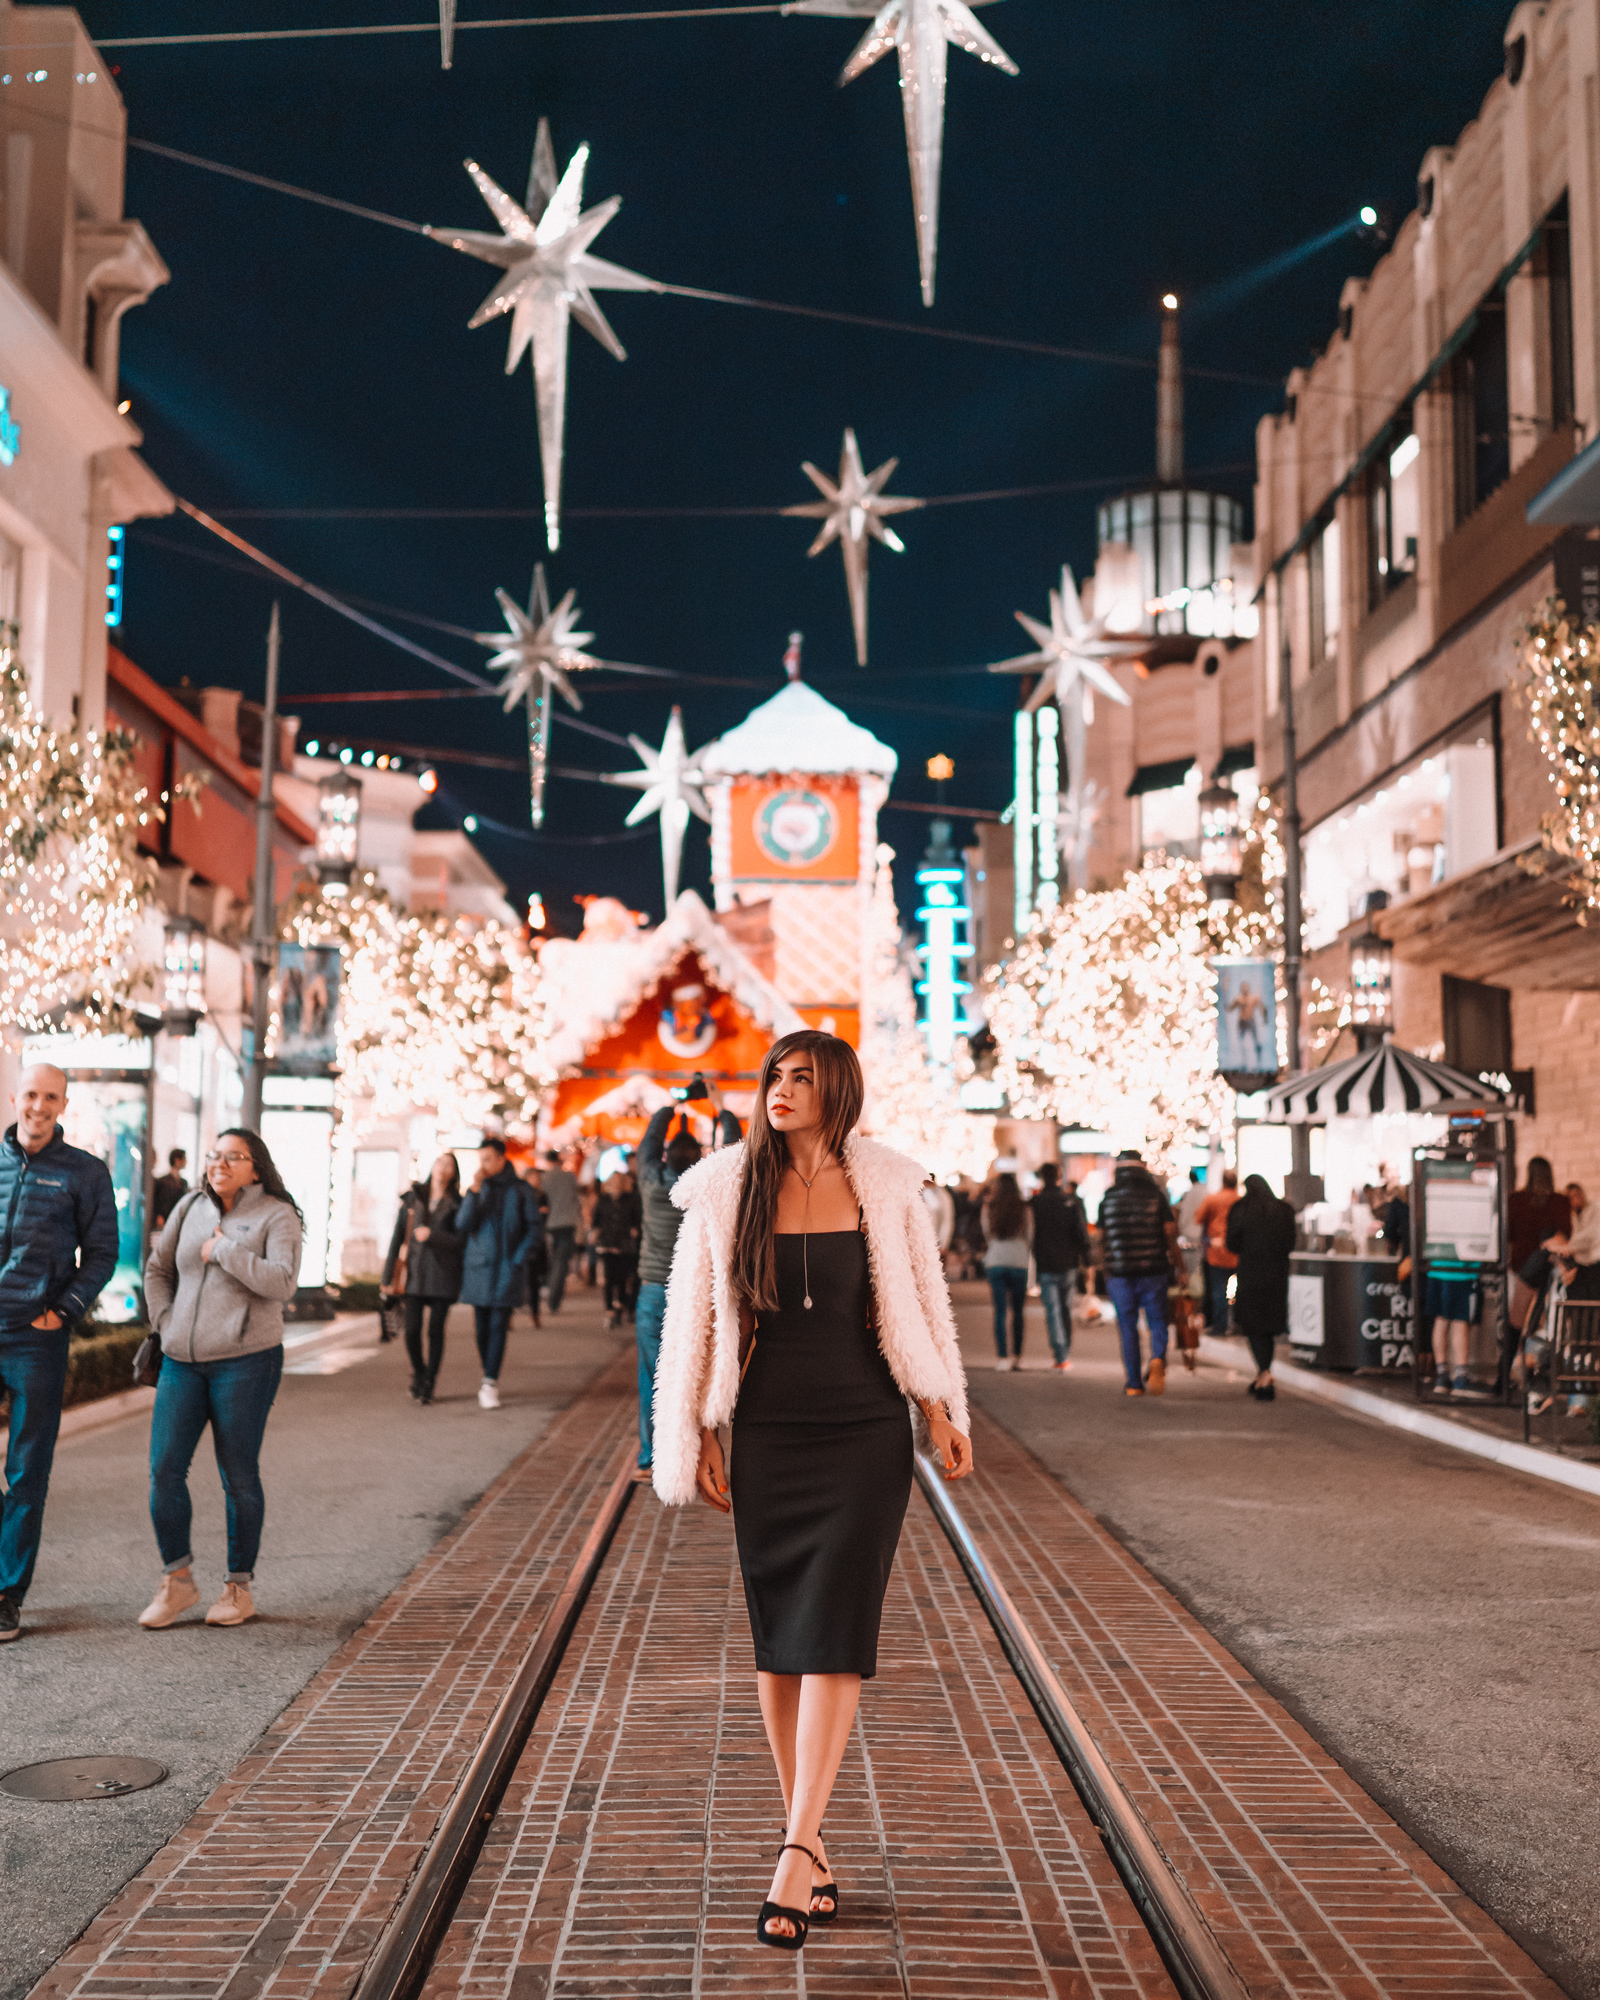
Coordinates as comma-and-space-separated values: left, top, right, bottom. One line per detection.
138, 1128, 303, 1630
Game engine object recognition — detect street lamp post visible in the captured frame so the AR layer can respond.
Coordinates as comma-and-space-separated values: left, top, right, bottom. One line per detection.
1350, 919, 1395, 1051
315, 769, 364, 896
242, 602, 280, 1131
1199, 771, 1243, 906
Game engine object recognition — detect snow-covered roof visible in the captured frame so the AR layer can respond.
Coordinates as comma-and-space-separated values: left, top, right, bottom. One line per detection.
539, 889, 805, 1074
699, 679, 898, 780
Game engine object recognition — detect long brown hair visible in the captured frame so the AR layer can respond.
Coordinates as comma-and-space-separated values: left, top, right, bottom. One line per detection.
732, 1030, 864, 1312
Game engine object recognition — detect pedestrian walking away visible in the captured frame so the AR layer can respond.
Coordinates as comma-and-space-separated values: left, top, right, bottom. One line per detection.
540, 1149, 580, 1312
634, 1077, 742, 1476
1098, 1148, 1179, 1395
456, 1135, 535, 1409
151, 1148, 189, 1235
593, 1170, 642, 1327
0, 1065, 118, 1644
139, 1128, 303, 1631
1226, 1174, 1296, 1399
520, 1164, 548, 1329
381, 1152, 465, 1404
1194, 1169, 1242, 1333
1030, 1161, 1089, 1370
982, 1171, 1032, 1368
653, 1029, 971, 1953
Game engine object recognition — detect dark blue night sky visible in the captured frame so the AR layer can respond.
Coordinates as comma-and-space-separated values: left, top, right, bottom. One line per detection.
91, 0, 1512, 928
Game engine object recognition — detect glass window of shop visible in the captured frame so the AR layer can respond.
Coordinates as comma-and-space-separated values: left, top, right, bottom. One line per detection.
1366, 423, 1420, 608
1303, 723, 1498, 950
1452, 300, 1511, 522
1137, 761, 1202, 858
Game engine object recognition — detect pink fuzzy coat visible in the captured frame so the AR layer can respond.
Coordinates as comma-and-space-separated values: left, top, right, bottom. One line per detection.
650, 1133, 970, 1506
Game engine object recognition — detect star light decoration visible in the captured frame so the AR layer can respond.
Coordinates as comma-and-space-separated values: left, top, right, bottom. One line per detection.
988, 565, 1146, 892
426, 121, 657, 550
476, 564, 604, 829
438, 0, 455, 67
792, 0, 1017, 306
784, 428, 924, 666
598, 706, 711, 908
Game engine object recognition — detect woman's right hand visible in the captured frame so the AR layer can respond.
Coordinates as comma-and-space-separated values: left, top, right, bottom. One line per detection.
695, 1427, 730, 1513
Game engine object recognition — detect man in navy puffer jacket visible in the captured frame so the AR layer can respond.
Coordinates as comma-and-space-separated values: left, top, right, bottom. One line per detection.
0, 1065, 118, 1641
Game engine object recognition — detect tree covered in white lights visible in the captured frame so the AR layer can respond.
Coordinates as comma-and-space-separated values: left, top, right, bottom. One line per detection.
281, 876, 556, 1129
985, 813, 1282, 1177
858, 843, 994, 1182
0, 643, 164, 1036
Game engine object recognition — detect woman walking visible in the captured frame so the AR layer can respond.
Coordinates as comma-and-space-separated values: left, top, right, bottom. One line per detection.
382, 1152, 465, 1404
653, 1030, 971, 1954
982, 1172, 1032, 1370
138, 1129, 303, 1629
1225, 1174, 1296, 1399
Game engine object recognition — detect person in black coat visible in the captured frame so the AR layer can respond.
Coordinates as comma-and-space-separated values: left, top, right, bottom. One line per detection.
1225, 1174, 1297, 1400
382, 1153, 465, 1405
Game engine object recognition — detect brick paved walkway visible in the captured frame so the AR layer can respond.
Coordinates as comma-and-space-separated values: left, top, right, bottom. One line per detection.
31, 1375, 1569, 2000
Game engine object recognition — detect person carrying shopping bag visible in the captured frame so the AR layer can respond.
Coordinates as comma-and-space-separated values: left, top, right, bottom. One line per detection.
382, 1152, 465, 1404
139, 1129, 302, 1630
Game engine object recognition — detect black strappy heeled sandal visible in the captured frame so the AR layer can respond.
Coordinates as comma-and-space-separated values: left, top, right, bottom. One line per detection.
756, 1842, 816, 1951
778, 1824, 839, 1923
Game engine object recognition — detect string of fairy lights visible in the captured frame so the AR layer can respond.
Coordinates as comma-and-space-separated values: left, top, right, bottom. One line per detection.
1517, 600, 1600, 917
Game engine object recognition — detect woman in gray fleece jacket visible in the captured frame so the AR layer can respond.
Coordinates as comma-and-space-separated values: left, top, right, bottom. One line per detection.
138, 1128, 302, 1631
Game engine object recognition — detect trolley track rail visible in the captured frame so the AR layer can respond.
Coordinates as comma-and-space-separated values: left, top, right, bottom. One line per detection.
351, 1443, 1249, 2000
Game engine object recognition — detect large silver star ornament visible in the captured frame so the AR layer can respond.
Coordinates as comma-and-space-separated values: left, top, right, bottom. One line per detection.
792, 0, 1017, 305
987, 565, 1143, 713
784, 428, 924, 666
438, 0, 455, 67
988, 567, 1145, 893
427, 120, 657, 550
476, 564, 603, 828
598, 707, 711, 908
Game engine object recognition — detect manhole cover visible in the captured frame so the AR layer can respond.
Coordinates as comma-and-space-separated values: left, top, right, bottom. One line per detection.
0, 1756, 168, 1801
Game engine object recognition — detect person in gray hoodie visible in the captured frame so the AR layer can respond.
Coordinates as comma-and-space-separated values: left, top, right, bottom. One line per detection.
138, 1128, 302, 1631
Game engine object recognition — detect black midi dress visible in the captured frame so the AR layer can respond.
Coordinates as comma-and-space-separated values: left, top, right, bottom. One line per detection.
730, 1227, 913, 1678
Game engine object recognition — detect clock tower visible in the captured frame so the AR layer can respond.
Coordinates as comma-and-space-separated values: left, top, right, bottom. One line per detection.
699, 637, 896, 1048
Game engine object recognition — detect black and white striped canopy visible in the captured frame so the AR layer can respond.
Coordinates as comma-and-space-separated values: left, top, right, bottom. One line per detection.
1257, 1043, 1510, 1123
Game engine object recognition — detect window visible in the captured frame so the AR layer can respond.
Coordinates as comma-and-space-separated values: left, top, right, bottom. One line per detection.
1366, 424, 1419, 607
1546, 195, 1574, 431
1451, 301, 1511, 521
1441, 975, 1511, 1078
1309, 516, 1341, 661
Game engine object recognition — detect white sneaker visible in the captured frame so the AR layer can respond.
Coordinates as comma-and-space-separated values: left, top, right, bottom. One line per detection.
478, 1378, 501, 1409
139, 1570, 200, 1629
995, 1355, 1015, 1372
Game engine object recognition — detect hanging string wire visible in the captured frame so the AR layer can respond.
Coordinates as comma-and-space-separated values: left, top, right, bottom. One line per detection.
122, 137, 1285, 388
99, 6, 795, 49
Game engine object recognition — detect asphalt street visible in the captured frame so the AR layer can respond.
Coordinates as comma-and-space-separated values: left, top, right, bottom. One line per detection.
952, 1281, 1600, 2000
0, 1297, 629, 2000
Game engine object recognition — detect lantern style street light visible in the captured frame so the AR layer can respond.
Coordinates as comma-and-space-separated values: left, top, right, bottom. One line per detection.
1199, 771, 1243, 905
1350, 919, 1394, 1049
161, 912, 207, 1035
316, 770, 363, 897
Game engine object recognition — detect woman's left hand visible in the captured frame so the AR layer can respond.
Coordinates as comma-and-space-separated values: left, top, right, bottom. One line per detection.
926, 1410, 973, 1480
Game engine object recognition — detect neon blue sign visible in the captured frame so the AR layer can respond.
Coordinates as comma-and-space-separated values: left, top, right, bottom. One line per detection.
104, 525, 124, 627
0, 386, 19, 466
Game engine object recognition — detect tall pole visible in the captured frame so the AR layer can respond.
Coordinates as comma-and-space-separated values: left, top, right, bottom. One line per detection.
243, 601, 280, 1130
1276, 572, 1313, 1198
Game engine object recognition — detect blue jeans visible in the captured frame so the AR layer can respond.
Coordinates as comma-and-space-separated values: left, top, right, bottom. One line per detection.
0, 1331, 70, 1604
1038, 1273, 1075, 1363
987, 1267, 1028, 1357
1204, 1262, 1232, 1333
149, 1345, 284, 1581
634, 1282, 666, 1468
1107, 1273, 1170, 1388
474, 1306, 513, 1382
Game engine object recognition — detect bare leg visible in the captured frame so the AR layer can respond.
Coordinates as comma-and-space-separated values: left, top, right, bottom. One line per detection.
760, 1671, 860, 1940
757, 1674, 833, 1909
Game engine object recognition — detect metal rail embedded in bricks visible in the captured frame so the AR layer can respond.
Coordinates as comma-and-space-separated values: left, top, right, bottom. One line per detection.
31, 1377, 1567, 2000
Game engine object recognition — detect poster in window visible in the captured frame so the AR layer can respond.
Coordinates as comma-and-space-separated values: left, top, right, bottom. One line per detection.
1215, 959, 1279, 1086
274, 945, 341, 1072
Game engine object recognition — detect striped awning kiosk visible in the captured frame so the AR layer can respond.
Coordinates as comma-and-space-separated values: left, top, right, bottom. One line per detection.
1257, 1042, 1512, 1122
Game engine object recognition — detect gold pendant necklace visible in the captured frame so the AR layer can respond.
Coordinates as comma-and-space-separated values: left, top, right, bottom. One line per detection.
790, 1159, 827, 1310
